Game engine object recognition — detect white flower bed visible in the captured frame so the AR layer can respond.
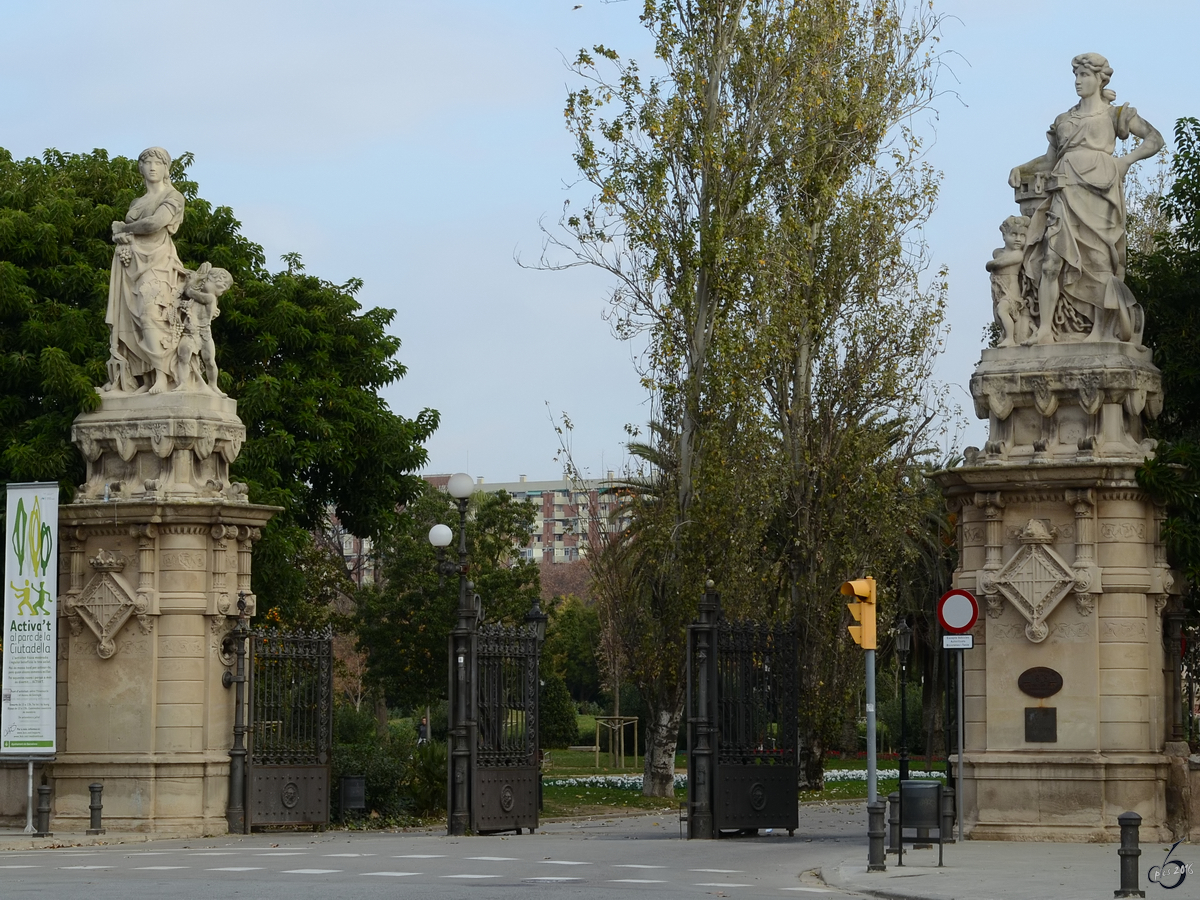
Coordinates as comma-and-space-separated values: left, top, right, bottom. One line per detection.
543, 774, 687, 790
543, 769, 944, 791
822, 768, 946, 782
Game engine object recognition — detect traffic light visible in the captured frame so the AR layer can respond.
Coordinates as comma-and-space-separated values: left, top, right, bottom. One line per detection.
842, 576, 877, 650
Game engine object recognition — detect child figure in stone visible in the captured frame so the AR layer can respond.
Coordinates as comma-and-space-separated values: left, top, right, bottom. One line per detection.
986, 215, 1032, 347
175, 262, 233, 393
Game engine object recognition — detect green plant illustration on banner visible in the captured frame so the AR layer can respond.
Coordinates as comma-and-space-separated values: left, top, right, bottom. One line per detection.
10, 496, 53, 579
11, 497, 27, 576
31, 496, 53, 577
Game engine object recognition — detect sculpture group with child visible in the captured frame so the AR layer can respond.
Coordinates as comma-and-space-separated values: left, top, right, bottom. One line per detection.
105, 146, 232, 396
990, 52, 1163, 349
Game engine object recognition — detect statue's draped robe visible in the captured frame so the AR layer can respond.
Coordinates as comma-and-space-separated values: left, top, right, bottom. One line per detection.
106, 187, 187, 391
1023, 103, 1137, 337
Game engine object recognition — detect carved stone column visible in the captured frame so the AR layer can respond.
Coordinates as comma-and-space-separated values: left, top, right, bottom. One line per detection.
1066, 489, 1099, 615
976, 492, 1005, 618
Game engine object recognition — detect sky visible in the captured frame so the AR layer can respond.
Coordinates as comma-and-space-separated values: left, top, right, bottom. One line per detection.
2, 0, 1197, 483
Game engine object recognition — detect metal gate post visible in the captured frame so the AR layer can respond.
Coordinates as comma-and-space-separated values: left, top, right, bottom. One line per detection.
688, 581, 720, 838
447, 484, 476, 835
222, 595, 249, 834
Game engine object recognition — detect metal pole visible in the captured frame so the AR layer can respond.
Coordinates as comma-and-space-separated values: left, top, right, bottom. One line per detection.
23, 761, 33, 834
224, 598, 249, 835
1115, 811, 1144, 898
957, 649, 964, 843
33, 783, 52, 837
899, 656, 909, 782
689, 583, 718, 839
943, 646, 952, 785
867, 800, 887, 872
448, 497, 473, 836
866, 648, 877, 804
87, 782, 105, 835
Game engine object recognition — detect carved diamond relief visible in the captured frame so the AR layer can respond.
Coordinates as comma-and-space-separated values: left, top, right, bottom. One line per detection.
992, 520, 1076, 643
63, 550, 147, 658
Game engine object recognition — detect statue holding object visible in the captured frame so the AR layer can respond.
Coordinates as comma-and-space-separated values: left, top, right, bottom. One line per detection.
106, 147, 231, 395
1005, 52, 1163, 346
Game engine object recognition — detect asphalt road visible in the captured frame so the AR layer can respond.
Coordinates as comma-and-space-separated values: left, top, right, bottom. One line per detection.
0, 803, 868, 899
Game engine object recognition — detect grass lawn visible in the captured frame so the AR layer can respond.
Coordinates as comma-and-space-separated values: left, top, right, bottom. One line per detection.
543, 748, 688, 777
541, 781, 686, 818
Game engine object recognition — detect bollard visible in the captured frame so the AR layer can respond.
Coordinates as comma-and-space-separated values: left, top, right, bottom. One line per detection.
886, 791, 900, 853
1115, 811, 1144, 898
87, 783, 105, 835
867, 800, 887, 872
941, 785, 956, 844
33, 784, 52, 837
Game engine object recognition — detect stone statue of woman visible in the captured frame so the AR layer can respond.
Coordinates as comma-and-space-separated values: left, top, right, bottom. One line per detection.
1008, 53, 1163, 345
106, 147, 189, 394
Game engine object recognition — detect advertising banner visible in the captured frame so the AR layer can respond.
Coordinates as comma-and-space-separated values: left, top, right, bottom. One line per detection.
2, 482, 58, 754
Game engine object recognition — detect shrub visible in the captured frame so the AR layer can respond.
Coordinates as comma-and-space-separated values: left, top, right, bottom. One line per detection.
539, 669, 578, 749
408, 740, 448, 816
331, 703, 416, 819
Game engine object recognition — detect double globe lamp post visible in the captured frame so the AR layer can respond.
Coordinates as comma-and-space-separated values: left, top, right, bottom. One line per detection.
428, 472, 475, 836
427, 472, 549, 836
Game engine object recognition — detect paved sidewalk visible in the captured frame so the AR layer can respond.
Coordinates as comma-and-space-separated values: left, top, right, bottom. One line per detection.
823, 833, 1184, 900
0, 829, 199, 851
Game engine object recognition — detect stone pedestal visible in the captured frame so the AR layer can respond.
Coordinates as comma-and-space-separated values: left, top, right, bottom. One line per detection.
936, 342, 1184, 842
49, 391, 275, 834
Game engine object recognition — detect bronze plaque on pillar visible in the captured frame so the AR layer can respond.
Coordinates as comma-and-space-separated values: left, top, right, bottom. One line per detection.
1018, 667, 1063, 699
1025, 707, 1056, 742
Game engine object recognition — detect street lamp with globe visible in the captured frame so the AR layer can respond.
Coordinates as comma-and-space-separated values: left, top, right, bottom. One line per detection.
428, 472, 475, 836
895, 616, 912, 782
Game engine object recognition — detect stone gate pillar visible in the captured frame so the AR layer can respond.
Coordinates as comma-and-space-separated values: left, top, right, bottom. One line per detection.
933, 54, 1180, 841
51, 391, 275, 834
937, 343, 1181, 842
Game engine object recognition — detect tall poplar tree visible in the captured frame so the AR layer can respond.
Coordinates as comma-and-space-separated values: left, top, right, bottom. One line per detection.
551, 0, 950, 794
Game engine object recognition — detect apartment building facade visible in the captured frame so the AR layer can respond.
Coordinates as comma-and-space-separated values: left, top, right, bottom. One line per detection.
426, 474, 628, 563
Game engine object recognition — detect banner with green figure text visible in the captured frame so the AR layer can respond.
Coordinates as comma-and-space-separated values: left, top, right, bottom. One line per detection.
3, 483, 58, 754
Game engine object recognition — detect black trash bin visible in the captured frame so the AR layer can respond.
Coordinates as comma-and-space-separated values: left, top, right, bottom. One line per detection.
898, 780, 944, 866
339, 775, 367, 821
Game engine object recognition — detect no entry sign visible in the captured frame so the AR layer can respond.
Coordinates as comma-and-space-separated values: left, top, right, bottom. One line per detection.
937, 589, 979, 635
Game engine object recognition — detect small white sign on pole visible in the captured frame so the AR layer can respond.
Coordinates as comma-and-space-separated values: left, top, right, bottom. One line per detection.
942, 634, 975, 650
3, 482, 59, 754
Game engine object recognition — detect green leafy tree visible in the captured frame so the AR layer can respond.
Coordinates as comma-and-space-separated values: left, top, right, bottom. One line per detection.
543, 594, 602, 703
0, 147, 437, 616
353, 485, 541, 710
1132, 118, 1200, 597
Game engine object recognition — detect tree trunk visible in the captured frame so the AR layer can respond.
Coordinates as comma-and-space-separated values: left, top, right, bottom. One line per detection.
642, 699, 683, 798
801, 732, 825, 790
374, 694, 389, 740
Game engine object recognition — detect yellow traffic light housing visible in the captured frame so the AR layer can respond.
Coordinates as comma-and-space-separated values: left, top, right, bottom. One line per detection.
842, 576, 877, 650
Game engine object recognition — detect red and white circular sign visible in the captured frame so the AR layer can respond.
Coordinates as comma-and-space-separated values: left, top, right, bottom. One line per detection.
938, 589, 979, 634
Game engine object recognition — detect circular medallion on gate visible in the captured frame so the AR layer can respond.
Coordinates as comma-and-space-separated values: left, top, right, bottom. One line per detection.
749, 782, 767, 812
500, 784, 515, 812
281, 781, 300, 809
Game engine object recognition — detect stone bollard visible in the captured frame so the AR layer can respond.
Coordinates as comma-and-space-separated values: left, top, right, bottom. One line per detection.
87, 783, 105, 835
867, 800, 887, 872
941, 785, 956, 844
886, 791, 900, 853
1115, 811, 1145, 898
33, 784, 52, 837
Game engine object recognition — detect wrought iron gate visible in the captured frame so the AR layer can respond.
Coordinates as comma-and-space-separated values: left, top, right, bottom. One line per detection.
471, 622, 540, 833
246, 626, 333, 829
687, 586, 798, 838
